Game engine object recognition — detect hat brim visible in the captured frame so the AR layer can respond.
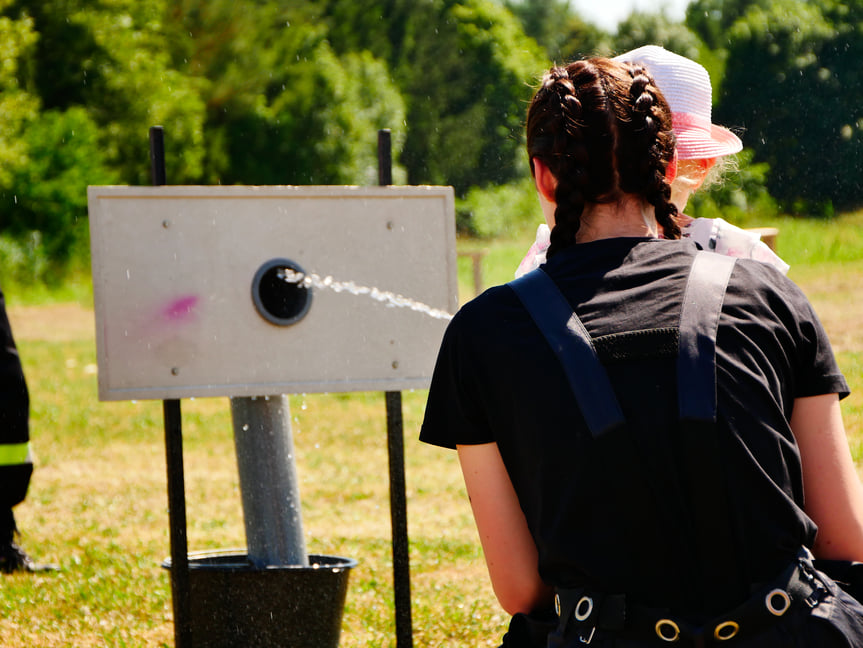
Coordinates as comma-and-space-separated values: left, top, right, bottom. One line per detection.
675, 123, 743, 160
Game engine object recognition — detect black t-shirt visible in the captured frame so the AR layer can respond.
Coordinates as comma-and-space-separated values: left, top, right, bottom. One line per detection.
420, 237, 848, 613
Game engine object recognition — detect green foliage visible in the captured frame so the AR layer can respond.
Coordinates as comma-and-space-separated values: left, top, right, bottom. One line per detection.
505, 0, 613, 61
0, 4, 39, 188
685, 149, 780, 227
0, 6, 57, 285
1, 0, 209, 285
717, 0, 863, 213
0, 232, 49, 287
456, 175, 541, 238
685, 0, 771, 49
11, 0, 209, 185
3, 108, 119, 262
614, 10, 704, 58
8, 0, 863, 276
214, 41, 407, 186
393, 0, 546, 195
317, 0, 548, 194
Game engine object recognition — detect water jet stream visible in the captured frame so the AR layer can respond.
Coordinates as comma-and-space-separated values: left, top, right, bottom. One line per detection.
277, 269, 454, 321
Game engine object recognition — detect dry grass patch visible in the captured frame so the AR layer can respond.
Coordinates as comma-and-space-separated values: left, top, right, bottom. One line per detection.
3, 253, 862, 646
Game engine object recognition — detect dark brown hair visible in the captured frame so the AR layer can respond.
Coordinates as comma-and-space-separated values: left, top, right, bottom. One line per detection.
526, 57, 680, 258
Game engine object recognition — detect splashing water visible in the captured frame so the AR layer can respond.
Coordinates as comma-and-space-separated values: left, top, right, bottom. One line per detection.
277, 269, 453, 321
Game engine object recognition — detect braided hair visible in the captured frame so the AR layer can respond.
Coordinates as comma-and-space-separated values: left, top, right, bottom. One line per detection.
526, 58, 680, 259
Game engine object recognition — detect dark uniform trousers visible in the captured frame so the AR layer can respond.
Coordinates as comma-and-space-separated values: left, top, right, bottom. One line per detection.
0, 287, 31, 542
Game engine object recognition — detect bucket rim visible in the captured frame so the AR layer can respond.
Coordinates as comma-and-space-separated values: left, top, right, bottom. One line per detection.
161, 550, 358, 571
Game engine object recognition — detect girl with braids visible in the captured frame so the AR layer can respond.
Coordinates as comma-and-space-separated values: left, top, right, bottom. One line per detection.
421, 55, 863, 647
516, 46, 789, 280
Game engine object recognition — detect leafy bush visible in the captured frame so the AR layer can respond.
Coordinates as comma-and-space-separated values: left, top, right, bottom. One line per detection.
717, 0, 863, 214
0, 232, 50, 287
685, 150, 781, 228
456, 176, 544, 239
1, 107, 118, 265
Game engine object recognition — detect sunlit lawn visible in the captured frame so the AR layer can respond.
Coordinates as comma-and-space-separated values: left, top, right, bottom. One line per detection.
1, 210, 862, 646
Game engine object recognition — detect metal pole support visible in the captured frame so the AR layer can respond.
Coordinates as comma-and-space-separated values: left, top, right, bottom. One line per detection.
230, 395, 308, 567
151, 125, 192, 648
379, 129, 414, 648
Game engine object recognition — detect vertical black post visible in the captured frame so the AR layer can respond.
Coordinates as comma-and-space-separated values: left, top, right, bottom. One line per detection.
378, 129, 393, 186
164, 399, 191, 648
150, 126, 167, 187
385, 391, 412, 648
379, 128, 413, 648
151, 126, 192, 648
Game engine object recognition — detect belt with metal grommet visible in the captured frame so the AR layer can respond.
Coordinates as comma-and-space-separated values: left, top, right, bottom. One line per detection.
553, 548, 825, 645
765, 588, 791, 616
655, 618, 680, 642
574, 596, 594, 621
713, 620, 740, 641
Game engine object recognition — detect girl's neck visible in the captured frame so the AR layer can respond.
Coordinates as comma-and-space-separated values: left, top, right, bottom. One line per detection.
576, 195, 658, 243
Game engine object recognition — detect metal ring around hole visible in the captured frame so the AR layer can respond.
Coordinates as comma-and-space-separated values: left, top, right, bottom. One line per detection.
554, 594, 561, 617
574, 596, 594, 621
714, 620, 740, 641
655, 619, 680, 642
766, 588, 791, 616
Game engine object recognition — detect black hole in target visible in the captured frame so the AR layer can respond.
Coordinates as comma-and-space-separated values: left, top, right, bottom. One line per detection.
252, 258, 313, 326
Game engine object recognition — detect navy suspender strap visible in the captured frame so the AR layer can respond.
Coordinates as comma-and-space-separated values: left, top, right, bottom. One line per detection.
678, 252, 736, 423
508, 252, 743, 610
508, 254, 736, 432
509, 267, 664, 600
508, 268, 625, 439
677, 252, 744, 610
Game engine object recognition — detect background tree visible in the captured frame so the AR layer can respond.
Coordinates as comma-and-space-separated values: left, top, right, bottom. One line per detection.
0, 1, 38, 191
685, 0, 770, 49
0, 2, 42, 281
5, 0, 863, 275
0, 3, 116, 279
10, 0, 209, 186
505, 0, 612, 61
1, 0, 206, 283
717, 0, 863, 214
323, 0, 546, 195
6, 108, 119, 269
217, 44, 407, 186
169, 1, 406, 186
615, 11, 705, 60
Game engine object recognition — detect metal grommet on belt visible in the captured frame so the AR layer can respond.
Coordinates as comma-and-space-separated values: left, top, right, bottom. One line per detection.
765, 588, 791, 616
554, 593, 561, 617
574, 596, 594, 621
655, 618, 680, 642
714, 620, 740, 641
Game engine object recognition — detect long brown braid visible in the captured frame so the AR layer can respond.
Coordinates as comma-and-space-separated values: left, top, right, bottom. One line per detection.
526, 58, 679, 259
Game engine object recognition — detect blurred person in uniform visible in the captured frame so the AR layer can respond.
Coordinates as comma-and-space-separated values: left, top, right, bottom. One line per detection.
0, 286, 55, 573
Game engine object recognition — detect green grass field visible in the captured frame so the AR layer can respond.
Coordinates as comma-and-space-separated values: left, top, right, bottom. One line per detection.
1, 211, 862, 647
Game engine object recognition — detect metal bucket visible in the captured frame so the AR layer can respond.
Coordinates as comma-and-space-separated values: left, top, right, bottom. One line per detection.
162, 550, 357, 647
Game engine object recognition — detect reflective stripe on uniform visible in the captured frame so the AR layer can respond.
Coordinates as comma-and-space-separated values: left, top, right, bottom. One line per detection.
0, 442, 31, 467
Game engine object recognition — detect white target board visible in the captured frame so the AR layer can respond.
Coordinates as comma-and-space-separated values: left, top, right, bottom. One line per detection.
87, 185, 457, 401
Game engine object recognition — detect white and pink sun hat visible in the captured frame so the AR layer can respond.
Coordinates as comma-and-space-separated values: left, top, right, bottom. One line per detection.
614, 45, 743, 160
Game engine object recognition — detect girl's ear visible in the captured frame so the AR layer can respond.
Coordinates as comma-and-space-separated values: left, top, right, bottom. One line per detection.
532, 157, 557, 202
666, 149, 678, 183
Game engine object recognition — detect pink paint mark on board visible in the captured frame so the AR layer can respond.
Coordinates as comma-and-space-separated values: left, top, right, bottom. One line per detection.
162, 295, 200, 322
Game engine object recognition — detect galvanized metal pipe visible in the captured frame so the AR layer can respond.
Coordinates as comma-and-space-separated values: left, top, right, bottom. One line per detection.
231, 395, 308, 567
